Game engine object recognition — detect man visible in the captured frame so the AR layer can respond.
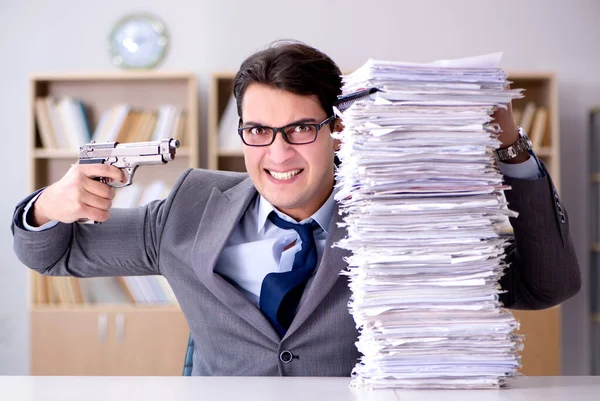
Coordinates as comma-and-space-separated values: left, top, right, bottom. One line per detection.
12, 40, 580, 376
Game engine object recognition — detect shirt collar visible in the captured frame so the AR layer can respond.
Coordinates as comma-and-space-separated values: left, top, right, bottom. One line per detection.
256, 188, 338, 234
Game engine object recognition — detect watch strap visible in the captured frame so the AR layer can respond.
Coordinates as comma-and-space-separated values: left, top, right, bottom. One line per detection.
493, 127, 532, 161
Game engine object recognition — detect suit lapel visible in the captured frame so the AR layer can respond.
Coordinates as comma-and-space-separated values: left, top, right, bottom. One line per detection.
283, 202, 351, 340
191, 177, 280, 343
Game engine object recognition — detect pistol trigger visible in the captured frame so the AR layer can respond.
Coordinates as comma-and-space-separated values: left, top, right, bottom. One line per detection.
108, 167, 135, 188
123, 167, 135, 186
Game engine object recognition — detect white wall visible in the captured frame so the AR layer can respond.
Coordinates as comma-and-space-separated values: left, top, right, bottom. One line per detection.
1, 0, 598, 375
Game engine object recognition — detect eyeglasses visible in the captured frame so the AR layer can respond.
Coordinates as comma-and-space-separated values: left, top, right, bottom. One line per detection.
238, 116, 335, 147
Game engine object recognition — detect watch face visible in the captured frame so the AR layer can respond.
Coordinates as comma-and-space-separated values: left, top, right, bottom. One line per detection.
109, 14, 168, 69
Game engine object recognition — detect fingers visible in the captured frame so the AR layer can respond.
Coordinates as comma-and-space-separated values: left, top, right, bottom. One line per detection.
80, 163, 127, 183
72, 164, 121, 222
333, 118, 345, 133
34, 164, 125, 224
83, 178, 116, 200
69, 190, 112, 223
79, 187, 113, 211
65, 164, 117, 200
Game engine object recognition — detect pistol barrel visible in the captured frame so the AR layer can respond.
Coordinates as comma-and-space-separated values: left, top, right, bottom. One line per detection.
79, 138, 180, 163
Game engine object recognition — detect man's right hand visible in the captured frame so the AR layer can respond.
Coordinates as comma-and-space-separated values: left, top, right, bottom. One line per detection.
32, 163, 127, 226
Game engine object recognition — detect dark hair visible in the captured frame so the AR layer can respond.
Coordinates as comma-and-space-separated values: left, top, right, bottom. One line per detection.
233, 40, 342, 121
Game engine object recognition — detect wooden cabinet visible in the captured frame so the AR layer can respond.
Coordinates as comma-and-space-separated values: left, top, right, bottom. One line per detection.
31, 308, 111, 375
112, 308, 190, 376
30, 306, 189, 376
513, 308, 561, 376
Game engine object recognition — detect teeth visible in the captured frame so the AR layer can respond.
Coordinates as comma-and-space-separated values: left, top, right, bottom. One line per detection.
268, 169, 301, 181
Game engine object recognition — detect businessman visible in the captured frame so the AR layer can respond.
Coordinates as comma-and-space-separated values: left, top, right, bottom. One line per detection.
12, 40, 580, 376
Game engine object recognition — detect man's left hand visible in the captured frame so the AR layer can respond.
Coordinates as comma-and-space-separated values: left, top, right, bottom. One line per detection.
492, 100, 529, 164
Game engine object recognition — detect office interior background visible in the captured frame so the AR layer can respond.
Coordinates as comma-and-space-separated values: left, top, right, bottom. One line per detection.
0, 0, 599, 376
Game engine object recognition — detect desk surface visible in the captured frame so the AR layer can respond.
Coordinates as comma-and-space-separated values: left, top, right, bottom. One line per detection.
3, 376, 599, 401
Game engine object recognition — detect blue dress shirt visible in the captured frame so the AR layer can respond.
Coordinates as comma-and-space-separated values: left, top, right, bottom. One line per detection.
214, 191, 335, 306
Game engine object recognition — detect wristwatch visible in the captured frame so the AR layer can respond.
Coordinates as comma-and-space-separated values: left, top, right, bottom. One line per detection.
493, 126, 533, 161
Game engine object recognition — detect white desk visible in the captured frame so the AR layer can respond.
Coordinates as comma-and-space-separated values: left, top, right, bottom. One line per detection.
2, 376, 599, 401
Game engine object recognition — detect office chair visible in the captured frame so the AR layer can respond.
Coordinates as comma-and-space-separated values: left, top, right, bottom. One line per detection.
182, 333, 194, 376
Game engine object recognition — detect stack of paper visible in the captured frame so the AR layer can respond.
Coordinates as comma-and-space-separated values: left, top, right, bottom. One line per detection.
333, 53, 524, 389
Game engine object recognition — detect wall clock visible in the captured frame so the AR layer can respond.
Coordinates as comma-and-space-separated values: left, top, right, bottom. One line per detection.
109, 13, 169, 69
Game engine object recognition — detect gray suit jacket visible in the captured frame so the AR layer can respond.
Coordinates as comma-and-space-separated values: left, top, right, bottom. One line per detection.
11, 167, 580, 376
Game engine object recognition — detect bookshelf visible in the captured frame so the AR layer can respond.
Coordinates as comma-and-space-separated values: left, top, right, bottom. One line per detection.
207, 71, 242, 171
506, 72, 562, 377
208, 71, 563, 376
28, 71, 198, 375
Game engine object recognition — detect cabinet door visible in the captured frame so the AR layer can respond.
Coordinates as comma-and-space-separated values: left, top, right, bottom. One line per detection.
112, 308, 190, 375
513, 307, 561, 375
31, 309, 112, 375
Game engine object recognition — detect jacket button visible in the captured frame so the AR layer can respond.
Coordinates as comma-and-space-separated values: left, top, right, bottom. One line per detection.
559, 211, 566, 223
280, 350, 293, 363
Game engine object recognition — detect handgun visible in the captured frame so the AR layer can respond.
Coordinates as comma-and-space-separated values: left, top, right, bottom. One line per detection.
78, 137, 180, 187
77, 138, 180, 224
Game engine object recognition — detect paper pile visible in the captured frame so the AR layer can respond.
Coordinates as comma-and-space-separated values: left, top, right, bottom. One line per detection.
333, 53, 524, 389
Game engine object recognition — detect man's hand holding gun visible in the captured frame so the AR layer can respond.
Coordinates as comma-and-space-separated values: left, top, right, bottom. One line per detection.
31, 138, 180, 226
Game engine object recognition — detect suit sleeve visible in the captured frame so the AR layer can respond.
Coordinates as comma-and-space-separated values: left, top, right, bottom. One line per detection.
11, 168, 194, 278
499, 164, 581, 310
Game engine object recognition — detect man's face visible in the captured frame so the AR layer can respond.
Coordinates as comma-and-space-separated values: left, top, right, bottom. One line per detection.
241, 83, 337, 221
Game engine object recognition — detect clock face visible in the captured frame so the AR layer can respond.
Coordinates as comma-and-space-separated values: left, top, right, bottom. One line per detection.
109, 14, 168, 69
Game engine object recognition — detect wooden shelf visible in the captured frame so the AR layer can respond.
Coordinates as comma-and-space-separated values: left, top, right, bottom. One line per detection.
218, 150, 244, 157
30, 71, 196, 81
30, 73, 199, 168
31, 304, 181, 312
592, 243, 600, 253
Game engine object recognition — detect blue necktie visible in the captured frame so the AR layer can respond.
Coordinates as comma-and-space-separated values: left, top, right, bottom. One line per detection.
260, 212, 321, 337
